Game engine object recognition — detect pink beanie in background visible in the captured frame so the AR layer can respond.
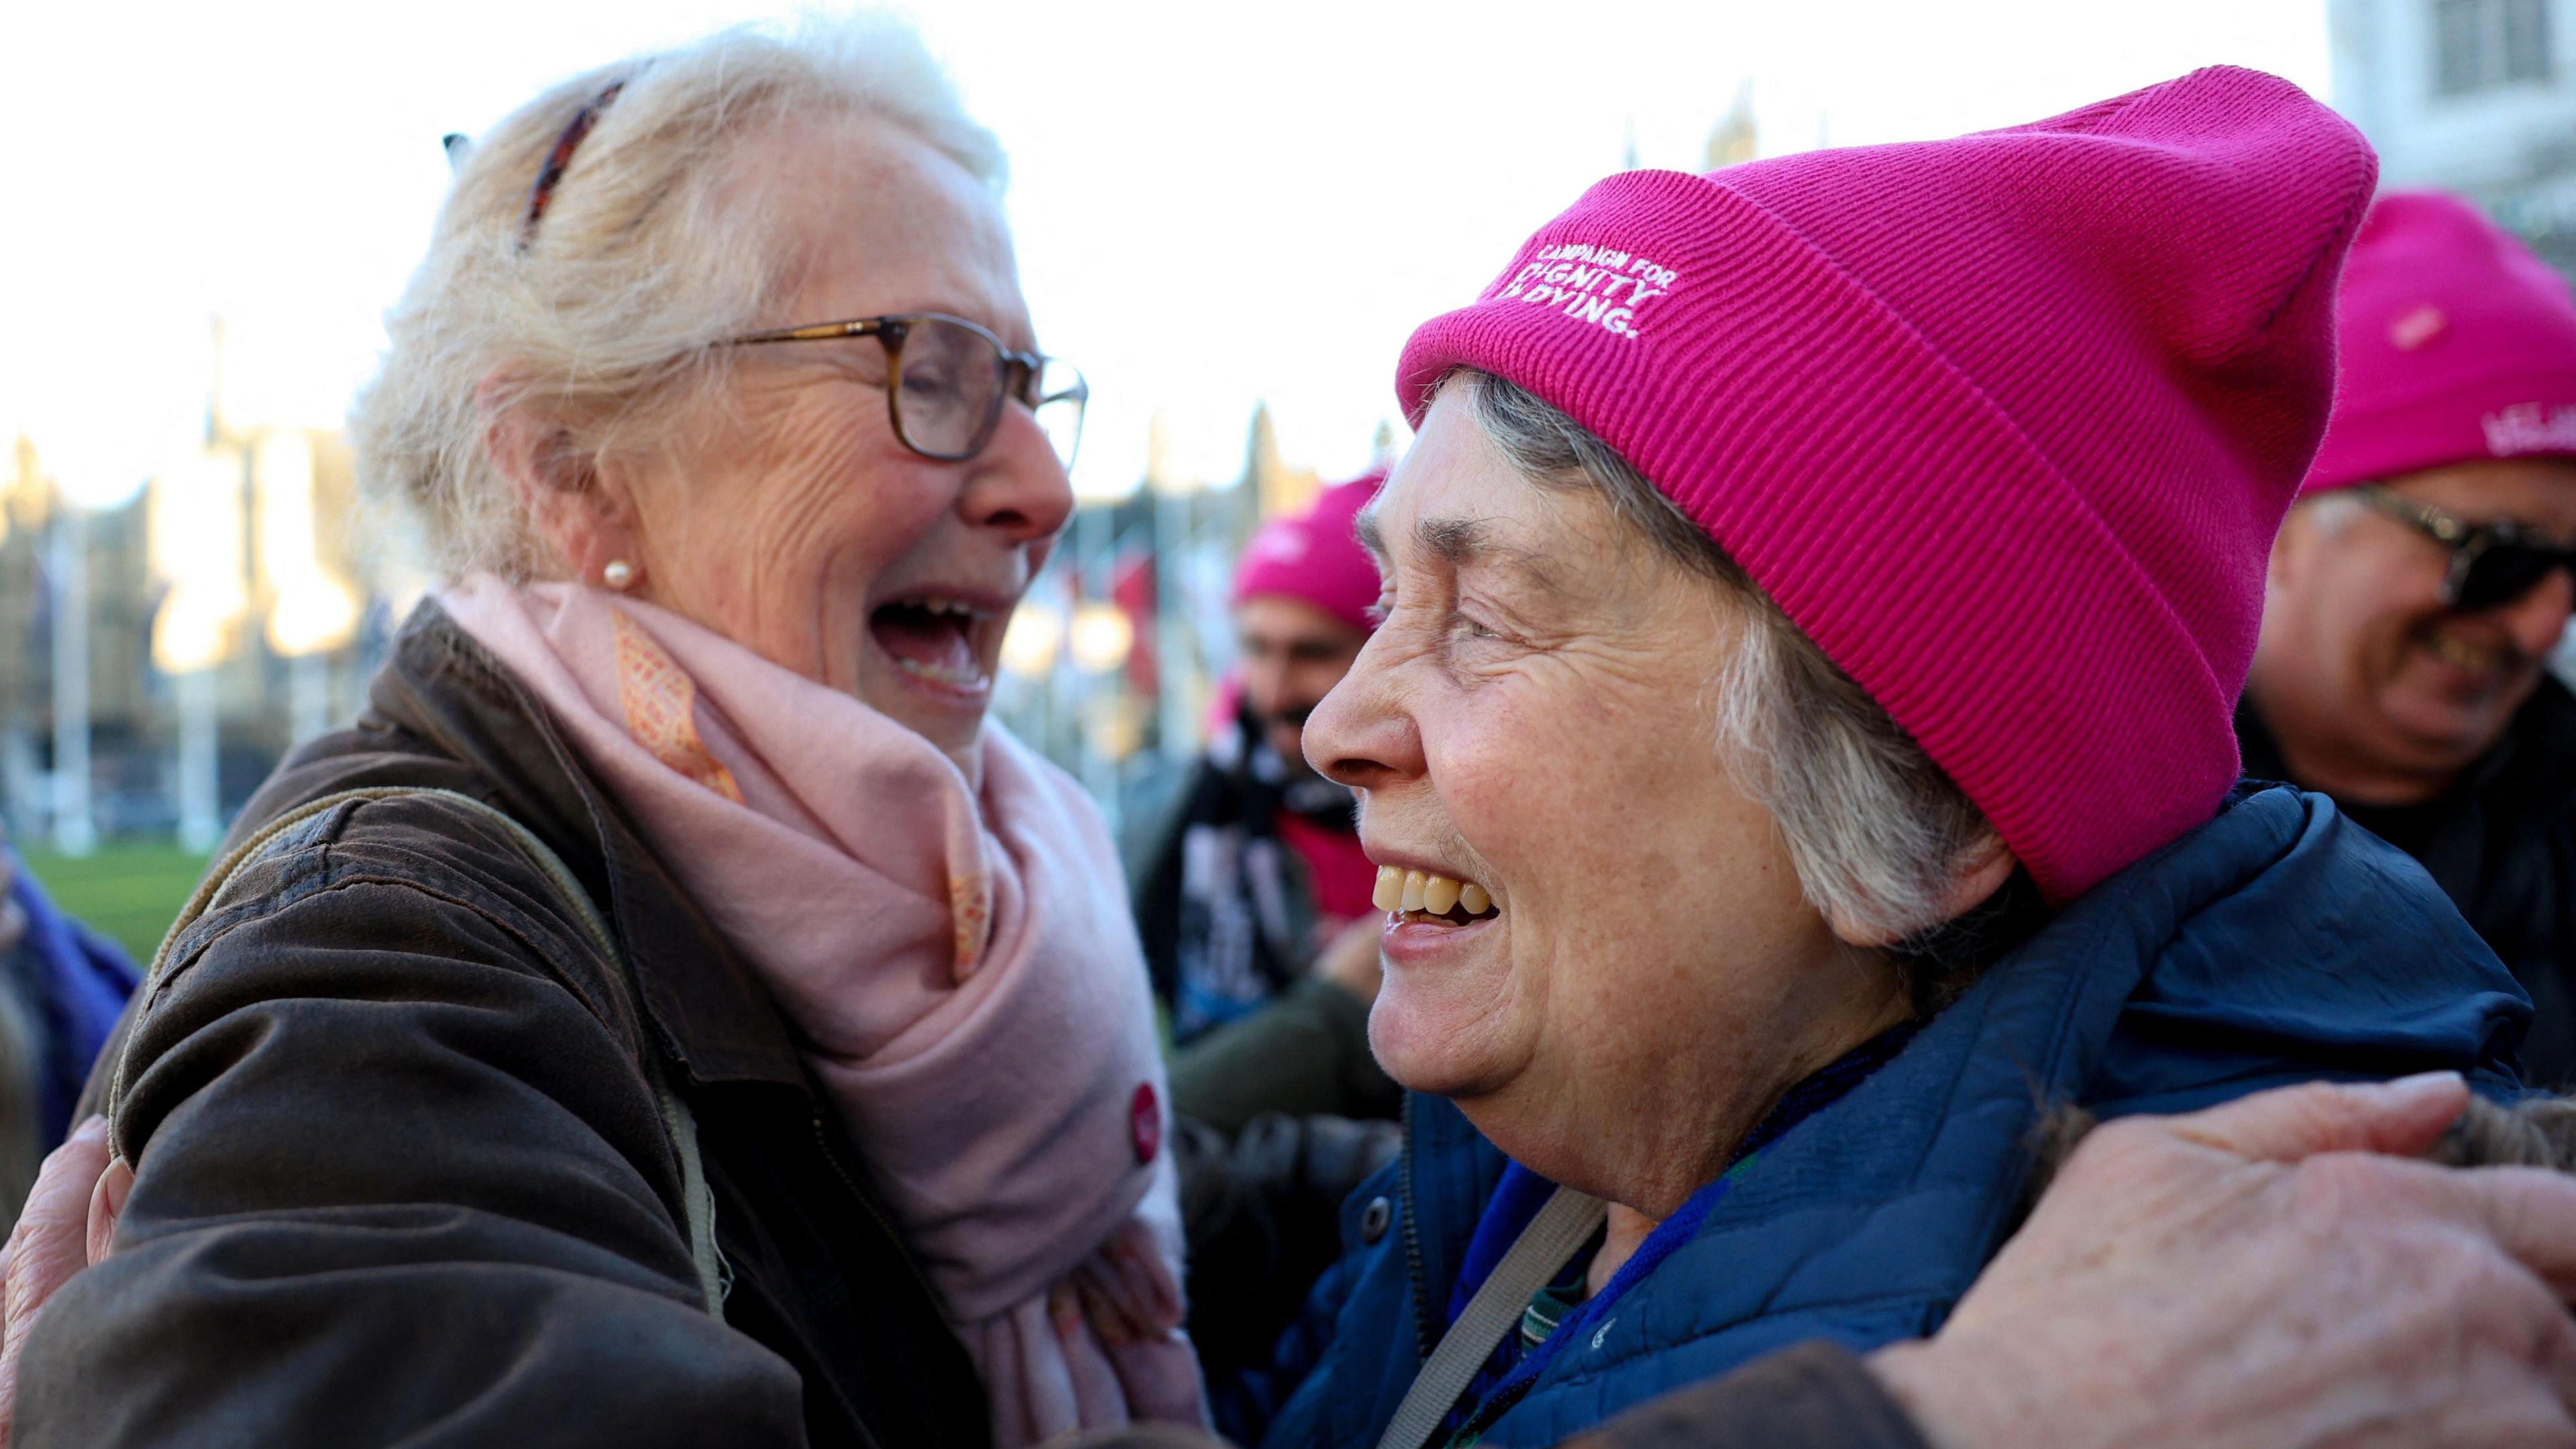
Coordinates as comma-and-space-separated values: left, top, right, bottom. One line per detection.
2302, 190, 2576, 494
1395, 66, 2375, 904
1231, 470, 1387, 636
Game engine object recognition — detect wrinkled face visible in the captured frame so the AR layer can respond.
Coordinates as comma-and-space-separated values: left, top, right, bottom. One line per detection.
2253, 459, 2576, 794
1303, 386, 1906, 1210
1235, 594, 1367, 772
615, 116, 1073, 782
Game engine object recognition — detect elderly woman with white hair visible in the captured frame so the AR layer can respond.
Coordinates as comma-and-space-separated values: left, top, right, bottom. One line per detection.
1248, 67, 2538, 1449
7, 19, 1200, 1449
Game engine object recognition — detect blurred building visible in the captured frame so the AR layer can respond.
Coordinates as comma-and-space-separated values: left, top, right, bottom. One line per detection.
3, 402, 389, 853
1705, 83, 1760, 172
11, 339, 1360, 855
2333, 0, 2576, 272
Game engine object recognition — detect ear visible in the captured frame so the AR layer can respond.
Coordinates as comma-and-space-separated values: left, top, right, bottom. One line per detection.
477, 369, 644, 587
1825, 833, 2020, 950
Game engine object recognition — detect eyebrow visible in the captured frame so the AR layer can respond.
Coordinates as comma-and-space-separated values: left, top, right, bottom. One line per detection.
1354, 505, 1564, 594
1354, 504, 1388, 563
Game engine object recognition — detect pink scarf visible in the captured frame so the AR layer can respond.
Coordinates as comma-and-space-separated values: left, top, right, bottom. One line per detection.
440, 576, 1205, 1446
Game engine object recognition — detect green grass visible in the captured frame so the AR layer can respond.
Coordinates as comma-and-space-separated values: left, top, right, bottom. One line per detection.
18, 845, 213, 965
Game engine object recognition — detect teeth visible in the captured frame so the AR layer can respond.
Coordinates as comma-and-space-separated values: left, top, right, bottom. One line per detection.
1373, 866, 1404, 912
1422, 875, 1460, 915
894, 655, 989, 688
2427, 633, 2501, 673
900, 596, 979, 619
1370, 864, 1499, 920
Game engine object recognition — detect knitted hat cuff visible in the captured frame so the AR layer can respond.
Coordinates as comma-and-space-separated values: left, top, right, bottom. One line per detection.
2306, 370, 2576, 493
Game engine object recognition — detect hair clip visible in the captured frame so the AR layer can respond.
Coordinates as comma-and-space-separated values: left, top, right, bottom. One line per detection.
517, 78, 629, 252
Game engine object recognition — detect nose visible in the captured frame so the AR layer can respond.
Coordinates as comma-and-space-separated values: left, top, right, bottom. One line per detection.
959, 406, 1075, 545
1305, 633, 1422, 792
2497, 568, 2576, 662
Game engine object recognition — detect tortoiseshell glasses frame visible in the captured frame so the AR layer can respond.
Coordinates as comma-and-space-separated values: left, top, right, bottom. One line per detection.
724, 312, 1088, 471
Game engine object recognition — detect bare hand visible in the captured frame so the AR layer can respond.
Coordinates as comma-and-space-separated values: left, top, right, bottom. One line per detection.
1871, 1073, 2576, 1448
0, 1117, 120, 1446
1314, 916, 1385, 1006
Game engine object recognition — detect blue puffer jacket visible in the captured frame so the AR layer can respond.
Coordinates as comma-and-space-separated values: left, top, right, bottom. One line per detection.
1256, 785, 2530, 1448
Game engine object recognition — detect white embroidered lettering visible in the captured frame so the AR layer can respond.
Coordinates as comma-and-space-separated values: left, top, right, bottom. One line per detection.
1488, 239, 1684, 341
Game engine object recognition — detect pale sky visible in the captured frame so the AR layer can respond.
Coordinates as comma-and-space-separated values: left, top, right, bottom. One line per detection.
0, 0, 2332, 510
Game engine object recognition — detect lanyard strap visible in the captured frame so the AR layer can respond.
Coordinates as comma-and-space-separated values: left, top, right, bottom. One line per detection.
1375, 1184, 1606, 1449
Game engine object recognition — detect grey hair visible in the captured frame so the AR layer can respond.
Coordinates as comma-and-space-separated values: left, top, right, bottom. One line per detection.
350, 15, 1004, 580
1456, 371, 2004, 944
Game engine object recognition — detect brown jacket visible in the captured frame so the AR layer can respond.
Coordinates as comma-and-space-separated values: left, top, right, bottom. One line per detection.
19, 604, 987, 1448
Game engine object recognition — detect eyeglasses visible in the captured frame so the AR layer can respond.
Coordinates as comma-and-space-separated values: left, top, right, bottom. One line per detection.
507, 85, 1086, 473
725, 313, 1088, 471
2352, 485, 2576, 611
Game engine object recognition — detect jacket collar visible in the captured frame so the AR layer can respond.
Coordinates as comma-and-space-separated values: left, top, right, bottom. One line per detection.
358, 601, 809, 1089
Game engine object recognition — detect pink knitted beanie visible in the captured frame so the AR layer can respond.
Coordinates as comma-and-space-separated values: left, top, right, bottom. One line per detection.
2303, 190, 2576, 494
1232, 471, 1387, 636
1396, 67, 2375, 904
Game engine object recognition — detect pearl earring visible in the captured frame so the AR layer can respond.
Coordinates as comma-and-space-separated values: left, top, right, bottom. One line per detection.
602, 559, 636, 591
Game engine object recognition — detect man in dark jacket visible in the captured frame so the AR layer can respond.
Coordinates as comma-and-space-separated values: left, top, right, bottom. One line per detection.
1137, 474, 1387, 1050
2242, 192, 2576, 1083
1138, 476, 1402, 1136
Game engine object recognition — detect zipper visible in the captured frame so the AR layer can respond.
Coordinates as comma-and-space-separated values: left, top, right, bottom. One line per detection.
1450, 1373, 1527, 1444
1400, 1093, 1434, 1364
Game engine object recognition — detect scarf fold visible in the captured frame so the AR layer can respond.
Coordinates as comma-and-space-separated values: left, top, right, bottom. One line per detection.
441, 575, 1205, 1446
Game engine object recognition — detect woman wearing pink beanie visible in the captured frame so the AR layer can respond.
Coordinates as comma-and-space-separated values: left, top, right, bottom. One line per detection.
1248, 66, 2532, 1449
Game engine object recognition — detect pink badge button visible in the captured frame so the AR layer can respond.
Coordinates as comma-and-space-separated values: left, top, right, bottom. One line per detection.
2390, 304, 2448, 352
1130, 1083, 1161, 1165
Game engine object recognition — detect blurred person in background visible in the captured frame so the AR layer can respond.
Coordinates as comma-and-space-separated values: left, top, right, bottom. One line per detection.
0, 831, 137, 1228
2243, 191, 2576, 1083
1137, 475, 1385, 1042
1250, 69, 2544, 1449
7, 19, 1203, 1448
1134, 474, 1404, 1134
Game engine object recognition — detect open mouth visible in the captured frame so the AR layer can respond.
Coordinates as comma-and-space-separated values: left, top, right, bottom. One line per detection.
2423, 628, 2514, 678
870, 595, 994, 693
1372, 865, 1501, 926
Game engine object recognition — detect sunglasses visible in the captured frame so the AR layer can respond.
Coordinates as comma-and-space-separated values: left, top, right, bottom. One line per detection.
2352, 486, 2576, 612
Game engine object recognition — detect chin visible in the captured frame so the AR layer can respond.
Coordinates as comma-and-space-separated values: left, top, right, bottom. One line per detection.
2383, 690, 2521, 765
1366, 987, 1517, 1100
858, 663, 991, 758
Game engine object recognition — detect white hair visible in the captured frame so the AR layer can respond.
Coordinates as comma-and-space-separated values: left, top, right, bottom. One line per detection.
1456, 371, 2008, 951
351, 15, 1004, 580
